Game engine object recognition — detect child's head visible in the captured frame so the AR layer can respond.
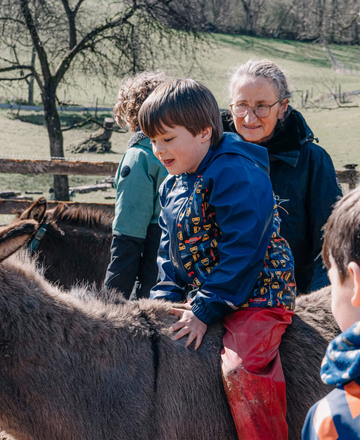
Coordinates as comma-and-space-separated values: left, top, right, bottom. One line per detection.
138, 78, 223, 148
322, 187, 360, 331
113, 70, 168, 131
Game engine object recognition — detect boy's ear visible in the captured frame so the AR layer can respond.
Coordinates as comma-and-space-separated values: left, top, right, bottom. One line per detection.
349, 262, 360, 307
200, 126, 212, 142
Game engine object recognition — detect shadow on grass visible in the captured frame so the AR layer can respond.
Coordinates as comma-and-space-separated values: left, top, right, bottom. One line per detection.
8, 112, 114, 129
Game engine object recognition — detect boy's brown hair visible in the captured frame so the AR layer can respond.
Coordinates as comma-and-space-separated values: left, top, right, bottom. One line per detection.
322, 186, 360, 282
138, 78, 223, 147
113, 70, 168, 131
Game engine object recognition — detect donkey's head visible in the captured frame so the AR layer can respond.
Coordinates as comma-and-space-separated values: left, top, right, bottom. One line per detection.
1, 200, 44, 262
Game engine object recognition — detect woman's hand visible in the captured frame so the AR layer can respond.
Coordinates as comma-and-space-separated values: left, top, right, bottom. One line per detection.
169, 307, 207, 350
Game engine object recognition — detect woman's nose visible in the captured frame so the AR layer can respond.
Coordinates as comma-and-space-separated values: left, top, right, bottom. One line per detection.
244, 107, 257, 123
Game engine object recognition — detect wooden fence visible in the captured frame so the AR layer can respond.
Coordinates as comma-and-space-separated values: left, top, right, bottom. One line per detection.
0, 158, 118, 215
0, 158, 359, 215
0, 158, 118, 176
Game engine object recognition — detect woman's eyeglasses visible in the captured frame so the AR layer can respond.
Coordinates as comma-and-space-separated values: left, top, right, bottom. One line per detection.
229, 100, 281, 118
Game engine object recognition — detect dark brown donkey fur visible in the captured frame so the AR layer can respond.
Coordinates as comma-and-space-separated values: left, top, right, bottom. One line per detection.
3, 211, 339, 440
17, 199, 113, 289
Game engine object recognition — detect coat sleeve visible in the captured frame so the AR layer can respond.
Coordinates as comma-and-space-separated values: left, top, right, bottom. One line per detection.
191, 158, 275, 325
104, 233, 145, 298
306, 144, 342, 291
150, 187, 188, 302
112, 146, 159, 239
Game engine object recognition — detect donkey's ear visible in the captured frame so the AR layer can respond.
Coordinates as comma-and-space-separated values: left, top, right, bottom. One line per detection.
18, 198, 47, 222
0, 220, 39, 262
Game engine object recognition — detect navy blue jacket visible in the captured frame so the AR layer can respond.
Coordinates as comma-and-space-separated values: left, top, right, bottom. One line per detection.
151, 132, 296, 325
222, 108, 342, 293
262, 108, 342, 293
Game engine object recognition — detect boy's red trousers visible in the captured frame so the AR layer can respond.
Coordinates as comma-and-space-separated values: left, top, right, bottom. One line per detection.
221, 307, 294, 440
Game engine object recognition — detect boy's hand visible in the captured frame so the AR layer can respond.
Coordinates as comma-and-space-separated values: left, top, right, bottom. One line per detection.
169, 308, 207, 350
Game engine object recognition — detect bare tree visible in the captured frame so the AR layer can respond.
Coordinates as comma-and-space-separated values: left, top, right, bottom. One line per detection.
0, 0, 203, 200
237, 0, 265, 34
179, 0, 360, 44
277, 0, 360, 43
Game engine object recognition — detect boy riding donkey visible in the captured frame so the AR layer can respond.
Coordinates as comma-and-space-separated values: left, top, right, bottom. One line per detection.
139, 78, 296, 440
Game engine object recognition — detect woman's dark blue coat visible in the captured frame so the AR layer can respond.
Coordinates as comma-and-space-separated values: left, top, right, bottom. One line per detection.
258, 108, 342, 293
223, 107, 342, 293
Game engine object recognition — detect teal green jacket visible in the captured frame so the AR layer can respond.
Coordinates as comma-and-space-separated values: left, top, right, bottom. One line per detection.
113, 132, 168, 239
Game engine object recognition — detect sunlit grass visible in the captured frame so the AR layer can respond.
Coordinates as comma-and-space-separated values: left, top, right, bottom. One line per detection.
0, 32, 359, 222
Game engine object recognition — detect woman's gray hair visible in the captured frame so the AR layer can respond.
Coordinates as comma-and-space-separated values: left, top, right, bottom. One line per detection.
229, 59, 291, 102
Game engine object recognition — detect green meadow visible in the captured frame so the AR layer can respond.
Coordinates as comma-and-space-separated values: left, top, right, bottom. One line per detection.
0, 33, 359, 223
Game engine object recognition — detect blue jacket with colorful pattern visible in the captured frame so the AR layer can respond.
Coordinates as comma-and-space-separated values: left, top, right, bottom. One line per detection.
150, 132, 296, 325
302, 322, 360, 439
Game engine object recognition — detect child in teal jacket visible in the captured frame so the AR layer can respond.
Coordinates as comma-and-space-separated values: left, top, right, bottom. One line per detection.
104, 71, 168, 299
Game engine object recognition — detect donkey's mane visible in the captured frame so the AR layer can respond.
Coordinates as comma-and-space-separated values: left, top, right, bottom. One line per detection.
49, 203, 113, 232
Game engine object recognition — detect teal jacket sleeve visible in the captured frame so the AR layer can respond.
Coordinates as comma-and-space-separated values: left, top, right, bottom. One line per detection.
112, 145, 165, 239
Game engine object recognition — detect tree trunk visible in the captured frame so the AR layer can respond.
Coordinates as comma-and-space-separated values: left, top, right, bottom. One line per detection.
27, 46, 36, 105
42, 79, 69, 201
317, 0, 326, 40
53, 175, 70, 201
28, 77, 34, 106
352, 18, 359, 45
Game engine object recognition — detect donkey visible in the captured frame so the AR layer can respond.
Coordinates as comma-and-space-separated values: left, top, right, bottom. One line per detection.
0, 213, 339, 440
17, 198, 113, 289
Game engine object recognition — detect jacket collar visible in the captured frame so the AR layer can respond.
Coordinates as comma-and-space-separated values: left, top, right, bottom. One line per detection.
127, 130, 151, 149
260, 107, 316, 167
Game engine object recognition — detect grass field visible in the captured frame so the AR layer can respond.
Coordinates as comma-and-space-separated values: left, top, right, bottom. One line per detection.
1, 33, 360, 223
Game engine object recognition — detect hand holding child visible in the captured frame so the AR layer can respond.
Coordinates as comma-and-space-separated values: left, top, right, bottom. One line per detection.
170, 307, 207, 350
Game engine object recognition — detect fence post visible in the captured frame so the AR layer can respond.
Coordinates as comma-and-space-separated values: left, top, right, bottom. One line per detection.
344, 163, 358, 190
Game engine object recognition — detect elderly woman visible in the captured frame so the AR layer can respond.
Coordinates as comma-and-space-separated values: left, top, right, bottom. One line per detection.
227, 59, 342, 293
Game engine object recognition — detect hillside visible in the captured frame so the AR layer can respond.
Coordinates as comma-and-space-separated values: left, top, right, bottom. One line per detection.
0, 33, 359, 216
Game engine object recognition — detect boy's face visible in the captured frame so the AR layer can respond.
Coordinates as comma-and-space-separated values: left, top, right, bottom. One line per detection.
328, 254, 360, 332
150, 125, 212, 175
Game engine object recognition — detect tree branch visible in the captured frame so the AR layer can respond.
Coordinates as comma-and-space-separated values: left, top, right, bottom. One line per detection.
0, 64, 32, 73
19, 0, 51, 82
338, 11, 360, 31
54, 3, 139, 84
0, 17, 25, 26
0, 73, 33, 81
74, 0, 86, 15
0, 62, 44, 95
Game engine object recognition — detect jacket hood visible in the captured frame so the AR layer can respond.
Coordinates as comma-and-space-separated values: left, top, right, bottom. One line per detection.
197, 132, 270, 175
260, 107, 317, 167
320, 321, 360, 387
128, 131, 151, 150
